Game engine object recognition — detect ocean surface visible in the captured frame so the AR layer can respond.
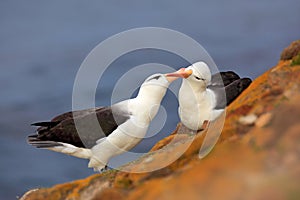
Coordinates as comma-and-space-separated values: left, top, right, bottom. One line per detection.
1, 1, 300, 199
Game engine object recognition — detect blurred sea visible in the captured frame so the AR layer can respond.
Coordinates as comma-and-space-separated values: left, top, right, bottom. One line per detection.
1, 0, 300, 199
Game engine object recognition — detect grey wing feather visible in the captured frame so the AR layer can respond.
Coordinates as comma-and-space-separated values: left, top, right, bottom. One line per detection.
211, 71, 240, 86
209, 78, 252, 109
28, 105, 131, 149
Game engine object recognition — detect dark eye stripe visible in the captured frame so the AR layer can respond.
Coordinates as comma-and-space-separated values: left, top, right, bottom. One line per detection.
147, 75, 161, 81
194, 76, 205, 81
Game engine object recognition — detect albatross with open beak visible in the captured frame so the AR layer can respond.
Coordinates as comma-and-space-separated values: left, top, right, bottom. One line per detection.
167, 61, 251, 131
28, 70, 187, 171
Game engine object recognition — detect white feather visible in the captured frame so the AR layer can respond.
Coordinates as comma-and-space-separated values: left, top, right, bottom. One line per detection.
47, 142, 92, 159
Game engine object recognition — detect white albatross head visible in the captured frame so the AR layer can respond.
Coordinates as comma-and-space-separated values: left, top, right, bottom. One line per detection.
138, 69, 193, 101
185, 61, 212, 86
166, 61, 211, 92
131, 69, 193, 126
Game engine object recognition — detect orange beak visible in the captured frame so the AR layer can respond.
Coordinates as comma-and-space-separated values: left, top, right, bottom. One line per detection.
166, 68, 193, 79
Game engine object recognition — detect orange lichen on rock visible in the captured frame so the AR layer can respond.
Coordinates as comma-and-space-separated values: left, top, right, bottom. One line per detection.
21, 40, 300, 200
21, 174, 108, 200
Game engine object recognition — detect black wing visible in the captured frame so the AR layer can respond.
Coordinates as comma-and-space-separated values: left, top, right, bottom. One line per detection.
28, 105, 130, 149
209, 78, 252, 109
211, 71, 240, 86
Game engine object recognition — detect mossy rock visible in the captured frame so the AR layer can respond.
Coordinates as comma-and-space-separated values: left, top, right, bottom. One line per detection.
291, 53, 300, 66
281, 40, 300, 60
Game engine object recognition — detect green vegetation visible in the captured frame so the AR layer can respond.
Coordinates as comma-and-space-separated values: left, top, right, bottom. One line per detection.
291, 53, 300, 66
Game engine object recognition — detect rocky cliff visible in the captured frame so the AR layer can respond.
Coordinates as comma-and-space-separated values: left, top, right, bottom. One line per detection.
21, 40, 300, 200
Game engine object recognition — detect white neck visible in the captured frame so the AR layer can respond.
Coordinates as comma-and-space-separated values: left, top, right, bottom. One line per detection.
182, 79, 206, 93
131, 85, 167, 125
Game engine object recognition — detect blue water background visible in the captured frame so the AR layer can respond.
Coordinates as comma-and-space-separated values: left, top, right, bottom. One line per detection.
1, 0, 300, 199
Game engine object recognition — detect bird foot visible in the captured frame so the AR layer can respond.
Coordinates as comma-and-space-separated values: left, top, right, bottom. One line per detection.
200, 120, 210, 130
94, 165, 109, 173
177, 121, 210, 135
88, 156, 107, 173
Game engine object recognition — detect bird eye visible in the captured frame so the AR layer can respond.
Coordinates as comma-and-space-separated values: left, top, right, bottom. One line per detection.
194, 76, 205, 81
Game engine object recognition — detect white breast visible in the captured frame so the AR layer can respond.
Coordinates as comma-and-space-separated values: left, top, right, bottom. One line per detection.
90, 99, 150, 166
178, 84, 223, 130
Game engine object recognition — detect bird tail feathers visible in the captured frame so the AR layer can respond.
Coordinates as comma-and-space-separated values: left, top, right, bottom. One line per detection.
28, 135, 92, 159
47, 142, 92, 159
31, 121, 59, 128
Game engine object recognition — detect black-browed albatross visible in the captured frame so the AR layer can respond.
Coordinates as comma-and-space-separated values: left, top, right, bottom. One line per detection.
28, 69, 192, 171
167, 61, 252, 131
